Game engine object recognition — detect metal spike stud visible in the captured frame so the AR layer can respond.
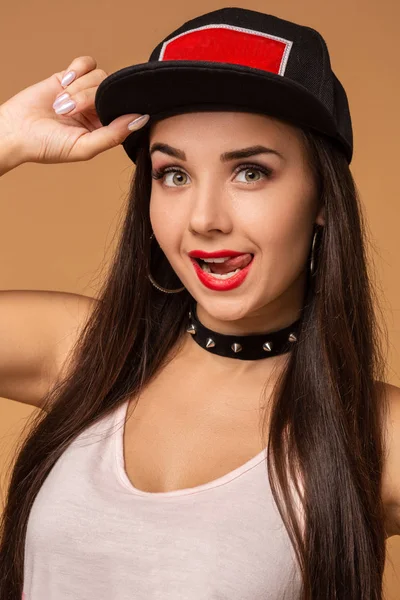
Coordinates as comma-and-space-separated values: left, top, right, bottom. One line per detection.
206, 338, 215, 348
231, 342, 242, 353
288, 332, 297, 342
186, 324, 197, 335
263, 341, 273, 352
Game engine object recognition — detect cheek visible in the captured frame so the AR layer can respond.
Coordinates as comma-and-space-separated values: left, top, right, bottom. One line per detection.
149, 194, 185, 255
252, 213, 311, 300
245, 196, 314, 280
243, 174, 315, 245
241, 199, 310, 244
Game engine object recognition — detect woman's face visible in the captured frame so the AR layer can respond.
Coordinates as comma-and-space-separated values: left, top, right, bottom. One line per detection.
149, 111, 324, 332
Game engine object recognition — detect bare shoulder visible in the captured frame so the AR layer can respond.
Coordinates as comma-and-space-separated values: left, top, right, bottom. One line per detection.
379, 381, 400, 538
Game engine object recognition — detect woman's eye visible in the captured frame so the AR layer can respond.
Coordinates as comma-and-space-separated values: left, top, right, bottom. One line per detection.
151, 167, 189, 187
235, 167, 267, 183
164, 170, 189, 187
151, 164, 272, 187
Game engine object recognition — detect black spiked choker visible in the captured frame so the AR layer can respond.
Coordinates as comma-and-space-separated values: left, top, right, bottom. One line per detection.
186, 302, 301, 360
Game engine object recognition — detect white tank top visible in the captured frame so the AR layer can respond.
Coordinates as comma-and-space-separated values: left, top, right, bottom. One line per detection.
23, 398, 302, 599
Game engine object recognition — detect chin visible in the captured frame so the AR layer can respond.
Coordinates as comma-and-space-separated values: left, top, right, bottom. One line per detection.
195, 297, 259, 322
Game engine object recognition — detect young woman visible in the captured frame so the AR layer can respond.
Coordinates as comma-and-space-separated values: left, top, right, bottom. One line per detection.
0, 7, 399, 600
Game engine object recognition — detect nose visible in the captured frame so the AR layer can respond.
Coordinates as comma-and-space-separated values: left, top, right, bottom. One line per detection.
188, 181, 233, 237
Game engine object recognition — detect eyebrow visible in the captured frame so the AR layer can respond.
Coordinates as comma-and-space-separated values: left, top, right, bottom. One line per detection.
149, 143, 285, 162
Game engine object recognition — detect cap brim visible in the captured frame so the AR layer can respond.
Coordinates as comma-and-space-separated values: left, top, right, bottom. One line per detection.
95, 60, 350, 163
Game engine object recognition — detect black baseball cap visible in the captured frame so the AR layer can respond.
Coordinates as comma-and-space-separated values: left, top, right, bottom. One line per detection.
95, 7, 353, 164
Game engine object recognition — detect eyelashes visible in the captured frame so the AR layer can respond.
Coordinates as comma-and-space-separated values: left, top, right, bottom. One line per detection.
151, 162, 273, 186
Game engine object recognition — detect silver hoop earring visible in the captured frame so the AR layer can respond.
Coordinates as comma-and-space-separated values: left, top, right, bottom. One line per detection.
147, 233, 186, 294
310, 226, 322, 277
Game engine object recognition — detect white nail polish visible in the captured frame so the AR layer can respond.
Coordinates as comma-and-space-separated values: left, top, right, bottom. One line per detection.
127, 114, 150, 130
53, 93, 70, 108
61, 70, 76, 87
54, 100, 76, 115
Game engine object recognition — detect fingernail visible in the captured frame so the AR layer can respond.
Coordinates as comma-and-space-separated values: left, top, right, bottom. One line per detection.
53, 93, 70, 108
61, 70, 76, 87
54, 99, 76, 114
127, 114, 150, 131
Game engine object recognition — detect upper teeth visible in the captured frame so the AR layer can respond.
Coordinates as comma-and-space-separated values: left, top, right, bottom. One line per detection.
202, 257, 230, 263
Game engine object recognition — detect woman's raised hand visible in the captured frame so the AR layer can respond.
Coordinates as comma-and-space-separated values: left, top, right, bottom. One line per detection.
0, 56, 148, 166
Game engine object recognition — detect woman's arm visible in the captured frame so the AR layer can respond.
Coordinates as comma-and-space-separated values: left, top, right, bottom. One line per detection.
0, 112, 25, 176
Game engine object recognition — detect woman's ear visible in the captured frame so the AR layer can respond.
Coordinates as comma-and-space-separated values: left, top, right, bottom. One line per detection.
315, 204, 325, 227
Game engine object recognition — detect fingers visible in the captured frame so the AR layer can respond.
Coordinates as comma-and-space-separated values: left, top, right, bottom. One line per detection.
53, 84, 100, 118
54, 56, 99, 88
51, 72, 146, 132
69, 113, 150, 161
53, 68, 107, 105
51, 55, 150, 162
52, 58, 107, 116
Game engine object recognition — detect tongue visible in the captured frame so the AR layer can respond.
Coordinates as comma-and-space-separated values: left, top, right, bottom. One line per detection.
208, 253, 253, 274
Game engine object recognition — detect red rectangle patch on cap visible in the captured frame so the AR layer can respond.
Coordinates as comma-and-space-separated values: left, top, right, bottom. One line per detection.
159, 24, 293, 76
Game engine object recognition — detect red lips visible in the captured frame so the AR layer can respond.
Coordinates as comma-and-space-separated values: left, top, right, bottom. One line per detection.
189, 254, 254, 291
188, 249, 247, 258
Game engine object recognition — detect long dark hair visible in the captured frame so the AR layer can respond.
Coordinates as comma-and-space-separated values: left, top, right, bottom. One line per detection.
0, 119, 389, 599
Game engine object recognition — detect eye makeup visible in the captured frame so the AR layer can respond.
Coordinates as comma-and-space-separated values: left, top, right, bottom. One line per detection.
151, 162, 274, 184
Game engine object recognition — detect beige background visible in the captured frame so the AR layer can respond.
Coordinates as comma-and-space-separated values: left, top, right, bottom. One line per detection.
1, 0, 399, 595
